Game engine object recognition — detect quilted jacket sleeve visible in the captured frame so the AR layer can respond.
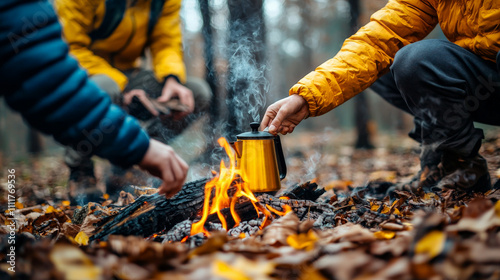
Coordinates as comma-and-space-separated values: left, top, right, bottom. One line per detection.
0, 0, 149, 168
149, 0, 186, 84
291, 0, 438, 117
54, 0, 129, 91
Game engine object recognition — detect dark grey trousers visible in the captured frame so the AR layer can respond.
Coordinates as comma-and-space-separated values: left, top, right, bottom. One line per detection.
371, 39, 500, 158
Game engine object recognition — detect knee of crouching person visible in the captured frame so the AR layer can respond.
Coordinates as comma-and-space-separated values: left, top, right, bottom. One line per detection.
391, 40, 454, 86
391, 40, 451, 98
185, 76, 212, 113
391, 42, 428, 85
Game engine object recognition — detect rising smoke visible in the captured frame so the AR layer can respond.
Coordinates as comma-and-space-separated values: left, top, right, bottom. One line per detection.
224, 0, 268, 139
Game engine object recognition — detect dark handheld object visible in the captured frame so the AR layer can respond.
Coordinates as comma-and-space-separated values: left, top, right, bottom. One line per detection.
272, 129, 287, 180
127, 96, 157, 121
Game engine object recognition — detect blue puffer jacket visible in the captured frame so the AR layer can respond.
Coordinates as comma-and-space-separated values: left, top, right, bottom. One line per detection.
0, 0, 150, 168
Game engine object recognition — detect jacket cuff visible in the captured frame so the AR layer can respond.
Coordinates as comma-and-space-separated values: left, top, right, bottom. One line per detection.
289, 84, 319, 117
162, 74, 181, 85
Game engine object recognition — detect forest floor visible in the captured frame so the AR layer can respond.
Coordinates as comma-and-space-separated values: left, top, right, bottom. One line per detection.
1, 129, 500, 280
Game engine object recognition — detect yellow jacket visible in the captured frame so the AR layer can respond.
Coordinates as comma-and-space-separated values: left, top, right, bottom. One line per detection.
292, 0, 500, 117
55, 0, 185, 91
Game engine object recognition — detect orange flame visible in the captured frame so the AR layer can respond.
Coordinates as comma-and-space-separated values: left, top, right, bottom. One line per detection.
266, 204, 293, 216
190, 137, 294, 237
190, 138, 263, 236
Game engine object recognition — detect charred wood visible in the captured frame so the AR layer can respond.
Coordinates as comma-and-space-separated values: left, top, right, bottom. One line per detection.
90, 178, 209, 241
204, 200, 259, 229
164, 220, 192, 243
258, 194, 336, 220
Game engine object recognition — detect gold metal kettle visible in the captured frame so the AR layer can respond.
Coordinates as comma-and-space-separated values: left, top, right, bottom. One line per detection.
231, 122, 287, 192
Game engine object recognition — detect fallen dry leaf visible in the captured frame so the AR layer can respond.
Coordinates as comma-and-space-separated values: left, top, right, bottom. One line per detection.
414, 230, 446, 259
114, 261, 151, 280
188, 232, 228, 259
262, 211, 299, 246
495, 200, 500, 217
368, 170, 397, 182
314, 249, 385, 279
447, 201, 500, 241
370, 232, 412, 257
318, 223, 376, 244
212, 254, 274, 280
286, 230, 318, 250
79, 213, 102, 236
268, 246, 318, 266
62, 222, 80, 238
324, 180, 352, 191
213, 260, 251, 280
50, 243, 101, 280
373, 230, 395, 240
116, 191, 136, 207
74, 231, 89, 246
369, 257, 410, 279
299, 265, 329, 280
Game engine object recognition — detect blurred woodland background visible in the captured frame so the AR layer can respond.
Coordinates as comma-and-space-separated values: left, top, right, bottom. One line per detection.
0, 0, 497, 164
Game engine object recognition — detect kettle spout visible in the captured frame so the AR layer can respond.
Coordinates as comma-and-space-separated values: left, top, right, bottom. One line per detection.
230, 141, 243, 158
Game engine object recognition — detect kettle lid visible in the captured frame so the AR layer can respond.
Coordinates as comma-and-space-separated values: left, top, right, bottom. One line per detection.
237, 122, 275, 139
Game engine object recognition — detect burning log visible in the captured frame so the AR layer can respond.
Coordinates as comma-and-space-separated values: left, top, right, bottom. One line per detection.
90, 178, 209, 241
90, 182, 335, 242
204, 200, 260, 229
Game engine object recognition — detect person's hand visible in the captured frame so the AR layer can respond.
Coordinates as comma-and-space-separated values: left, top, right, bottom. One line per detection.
157, 77, 194, 118
123, 89, 159, 117
260, 94, 309, 135
138, 139, 189, 198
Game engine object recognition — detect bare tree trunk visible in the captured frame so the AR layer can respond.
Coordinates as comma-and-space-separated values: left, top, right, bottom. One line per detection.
298, 0, 313, 71
350, 0, 375, 149
198, 0, 219, 126
197, 0, 221, 164
354, 93, 374, 149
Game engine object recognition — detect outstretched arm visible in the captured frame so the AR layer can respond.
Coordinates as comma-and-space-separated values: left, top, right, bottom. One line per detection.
262, 0, 438, 133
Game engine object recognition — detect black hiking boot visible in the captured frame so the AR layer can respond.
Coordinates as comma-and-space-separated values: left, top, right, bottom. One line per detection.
68, 160, 103, 206
394, 148, 491, 194
435, 152, 491, 193
396, 146, 443, 193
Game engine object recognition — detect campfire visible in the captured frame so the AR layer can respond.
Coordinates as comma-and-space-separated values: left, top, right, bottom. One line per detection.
190, 137, 270, 237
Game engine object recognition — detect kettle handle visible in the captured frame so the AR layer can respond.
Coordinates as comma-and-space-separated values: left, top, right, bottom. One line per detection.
273, 135, 287, 180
